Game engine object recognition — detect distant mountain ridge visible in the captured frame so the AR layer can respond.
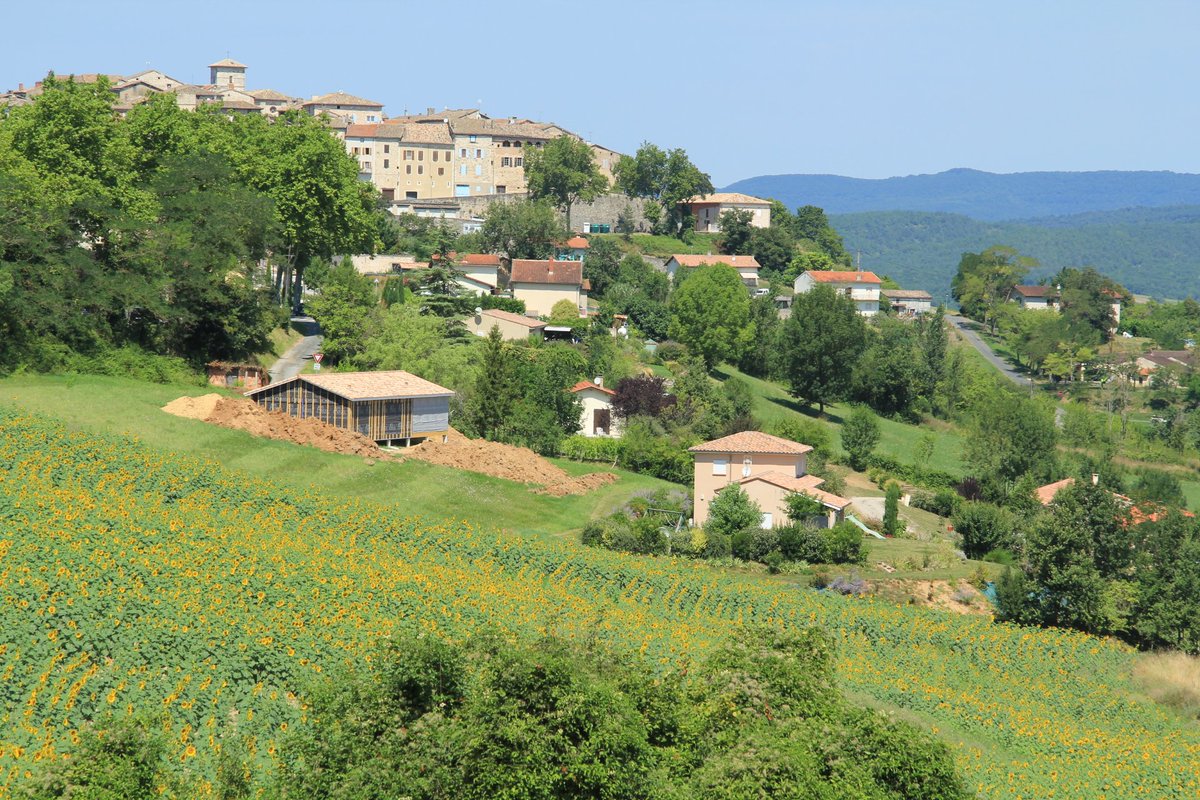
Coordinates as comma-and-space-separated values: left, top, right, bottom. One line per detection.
829, 207, 1200, 301
724, 168, 1200, 221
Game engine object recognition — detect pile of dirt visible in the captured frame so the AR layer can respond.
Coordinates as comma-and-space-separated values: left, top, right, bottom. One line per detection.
875, 578, 992, 617
162, 394, 383, 458
408, 429, 616, 495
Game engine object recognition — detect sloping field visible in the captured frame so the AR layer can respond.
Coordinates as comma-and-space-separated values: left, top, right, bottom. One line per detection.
0, 408, 1198, 797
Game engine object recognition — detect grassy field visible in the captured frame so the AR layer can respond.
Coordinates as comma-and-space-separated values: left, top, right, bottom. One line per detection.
0, 373, 677, 541
713, 365, 967, 474
593, 231, 722, 257
3, 407, 1199, 799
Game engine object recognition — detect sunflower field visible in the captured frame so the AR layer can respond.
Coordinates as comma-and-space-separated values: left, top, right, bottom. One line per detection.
0, 407, 1197, 797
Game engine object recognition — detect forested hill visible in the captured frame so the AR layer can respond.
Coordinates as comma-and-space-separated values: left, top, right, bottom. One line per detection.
830, 207, 1200, 300
725, 169, 1200, 220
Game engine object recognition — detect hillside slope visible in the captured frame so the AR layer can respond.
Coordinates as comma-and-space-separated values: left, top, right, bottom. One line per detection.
828, 207, 1200, 299
725, 168, 1200, 220
2, 408, 1199, 798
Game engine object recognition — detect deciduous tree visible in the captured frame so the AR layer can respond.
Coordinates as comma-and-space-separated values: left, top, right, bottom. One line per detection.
668, 264, 754, 369
523, 136, 608, 231
776, 283, 867, 412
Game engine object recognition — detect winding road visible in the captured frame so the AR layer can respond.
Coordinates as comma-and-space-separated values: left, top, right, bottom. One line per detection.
946, 314, 1033, 388
268, 316, 323, 384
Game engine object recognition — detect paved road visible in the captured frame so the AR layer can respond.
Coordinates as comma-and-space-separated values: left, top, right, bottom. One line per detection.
947, 314, 1033, 388
268, 316, 323, 383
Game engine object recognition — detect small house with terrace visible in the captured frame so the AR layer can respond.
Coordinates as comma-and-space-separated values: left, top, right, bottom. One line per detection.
681, 193, 772, 233
508, 259, 588, 318
881, 288, 934, 317
556, 236, 590, 261
664, 254, 761, 288
689, 431, 850, 529
465, 308, 546, 341
245, 370, 452, 446
793, 270, 881, 316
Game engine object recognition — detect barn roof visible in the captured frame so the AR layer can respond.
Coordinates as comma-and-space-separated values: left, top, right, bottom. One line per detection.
246, 370, 452, 401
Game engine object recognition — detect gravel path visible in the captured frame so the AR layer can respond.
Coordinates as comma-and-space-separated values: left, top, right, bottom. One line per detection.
268, 316, 323, 384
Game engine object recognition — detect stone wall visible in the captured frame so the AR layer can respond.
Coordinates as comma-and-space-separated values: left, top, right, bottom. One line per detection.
455, 192, 652, 233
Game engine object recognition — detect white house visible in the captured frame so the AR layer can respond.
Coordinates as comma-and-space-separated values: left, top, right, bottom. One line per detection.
681, 193, 771, 233
570, 379, 620, 437
664, 254, 761, 287
1011, 285, 1059, 311
509, 260, 588, 318
793, 270, 882, 316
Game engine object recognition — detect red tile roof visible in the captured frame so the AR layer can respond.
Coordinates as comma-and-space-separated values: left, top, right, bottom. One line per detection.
689, 431, 813, 455
478, 308, 545, 329
740, 472, 852, 510
1036, 477, 1076, 505
460, 253, 501, 266
805, 271, 881, 284
569, 379, 615, 396
563, 236, 589, 249
509, 260, 583, 286
1013, 285, 1057, 298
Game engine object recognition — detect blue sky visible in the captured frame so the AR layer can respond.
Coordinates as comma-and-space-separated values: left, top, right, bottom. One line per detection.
4, 0, 1199, 185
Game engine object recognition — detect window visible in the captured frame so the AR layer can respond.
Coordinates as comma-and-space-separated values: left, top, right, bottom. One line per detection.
496, 185, 506, 194
469, 134, 476, 142
404, 150, 414, 160
406, 191, 418, 199
501, 157, 511, 167
742, 457, 752, 477
352, 147, 360, 155
514, 157, 523, 167
364, 147, 371, 155
406, 165, 411, 174
384, 144, 390, 153
432, 152, 438, 162
760, 512, 773, 529
418, 165, 423, 174
383, 159, 389, 168
474, 165, 481, 176
475, 148, 482, 159
712, 458, 727, 476
438, 167, 444, 176
418, 150, 423, 161
460, 148, 467, 157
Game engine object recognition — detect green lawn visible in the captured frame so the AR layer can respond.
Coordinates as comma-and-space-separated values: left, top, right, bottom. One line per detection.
0, 374, 678, 541
593, 232, 722, 257
713, 366, 966, 475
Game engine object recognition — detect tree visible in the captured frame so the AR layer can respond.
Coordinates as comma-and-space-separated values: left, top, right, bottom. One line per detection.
706, 485, 763, 538
668, 264, 754, 369
614, 141, 713, 237
920, 306, 948, 405
737, 295, 782, 378
785, 492, 825, 523
305, 259, 377, 364
718, 209, 754, 254
1054, 266, 1121, 343
776, 284, 867, 412
951, 502, 1016, 558
749, 224, 796, 275
793, 205, 849, 263
840, 406, 880, 472
962, 390, 1057, 493
478, 198, 565, 260
469, 327, 518, 440
612, 375, 672, 419
951, 246, 1037, 333
851, 317, 922, 416
523, 136, 608, 231
1133, 513, 1200, 653
582, 236, 622, 298
882, 482, 903, 538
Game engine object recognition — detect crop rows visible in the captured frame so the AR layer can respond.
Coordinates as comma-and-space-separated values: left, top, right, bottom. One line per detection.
0, 408, 1197, 797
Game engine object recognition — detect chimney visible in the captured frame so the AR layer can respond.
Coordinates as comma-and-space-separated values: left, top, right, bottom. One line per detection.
1091, 473, 1099, 485
17, 83, 23, 91
426, 106, 434, 114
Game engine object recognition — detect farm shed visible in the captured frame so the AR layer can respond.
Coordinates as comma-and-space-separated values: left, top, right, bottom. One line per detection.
245, 370, 452, 445
206, 362, 267, 390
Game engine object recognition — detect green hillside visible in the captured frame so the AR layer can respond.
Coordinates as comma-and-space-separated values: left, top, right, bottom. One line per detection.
830, 207, 1200, 299
2, 400, 1200, 798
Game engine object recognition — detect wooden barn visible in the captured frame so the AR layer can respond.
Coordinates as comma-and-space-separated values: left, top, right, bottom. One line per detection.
245, 371, 453, 445
206, 362, 268, 390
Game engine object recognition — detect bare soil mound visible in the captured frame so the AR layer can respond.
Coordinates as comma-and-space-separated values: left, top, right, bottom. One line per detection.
162, 394, 382, 458
408, 429, 616, 495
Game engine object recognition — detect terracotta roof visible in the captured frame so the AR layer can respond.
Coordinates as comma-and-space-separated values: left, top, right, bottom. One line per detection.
804, 270, 881, 284
689, 431, 813, 455
510, 260, 583, 286
246, 370, 452, 401
1013, 285, 1057, 298
220, 100, 259, 111
460, 254, 501, 266
246, 88, 293, 102
683, 192, 771, 206
669, 254, 760, 269
563, 236, 589, 249
569, 379, 615, 396
345, 123, 379, 138
208, 59, 247, 68
740, 472, 852, 510
1036, 477, 1076, 505
881, 289, 932, 299
477, 308, 545, 329
305, 91, 383, 108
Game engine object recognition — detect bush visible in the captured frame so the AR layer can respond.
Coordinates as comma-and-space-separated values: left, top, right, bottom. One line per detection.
763, 550, 785, 574
952, 502, 1017, 560
749, 526, 781, 561
983, 547, 1016, 566
825, 521, 867, 565
559, 435, 623, 463
770, 417, 832, 457
779, 523, 829, 563
882, 482, 903, 538
841, 406, 880, 471
911, 488, 961, 518
731, 529, 756, 561
655, 340, 686, 363
704, 530, 732, 558
706, 485, 763, 539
